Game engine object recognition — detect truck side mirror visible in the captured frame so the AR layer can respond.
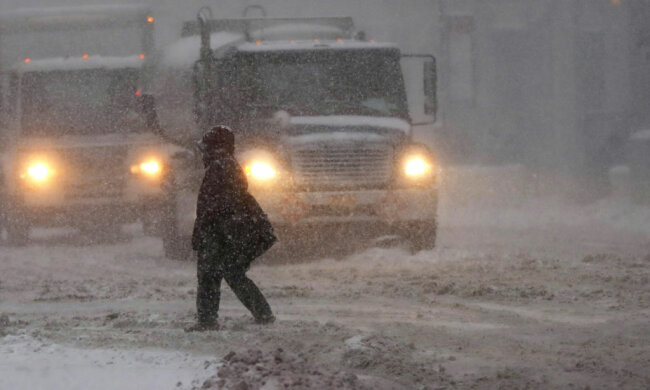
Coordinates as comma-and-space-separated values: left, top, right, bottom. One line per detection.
423, 59, 437, 117
402, 54, 437, 126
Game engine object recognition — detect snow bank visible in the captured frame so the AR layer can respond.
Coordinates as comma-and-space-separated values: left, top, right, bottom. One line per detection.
439, 165, 650, 236
0, 333, 215, 390
442, 195, 650, 235
199, 348, 372, 389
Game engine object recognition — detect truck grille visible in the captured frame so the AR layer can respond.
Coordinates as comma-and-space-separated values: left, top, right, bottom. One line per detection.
291, 143, 393, 190
62, 146, 128, 200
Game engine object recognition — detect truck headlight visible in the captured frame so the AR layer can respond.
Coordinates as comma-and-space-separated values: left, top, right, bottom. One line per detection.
131, 158, 163, 178
238, 149, 285, 187
395, 145, 436, 187
245, 161, 277, 181
27, 163, 52, 181
20, 159, 56, 185
404, 156, 432, 178
139, 160, 162, 175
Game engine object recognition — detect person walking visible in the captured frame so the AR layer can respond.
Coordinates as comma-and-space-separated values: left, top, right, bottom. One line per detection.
187, 125, 276, 332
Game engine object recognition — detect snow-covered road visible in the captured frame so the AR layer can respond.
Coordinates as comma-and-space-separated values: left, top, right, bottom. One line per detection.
1, 188, 649, 389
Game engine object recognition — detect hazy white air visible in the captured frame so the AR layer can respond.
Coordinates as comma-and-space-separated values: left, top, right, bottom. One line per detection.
0, 1, 648, 389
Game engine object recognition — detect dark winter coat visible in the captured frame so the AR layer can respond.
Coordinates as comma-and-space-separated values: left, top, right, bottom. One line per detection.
191, 149, 276, 270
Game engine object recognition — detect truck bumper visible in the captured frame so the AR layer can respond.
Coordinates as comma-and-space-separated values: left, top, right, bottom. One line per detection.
176, 185, 438, 235
259, 187, 438, 226
14, 196, 166, 228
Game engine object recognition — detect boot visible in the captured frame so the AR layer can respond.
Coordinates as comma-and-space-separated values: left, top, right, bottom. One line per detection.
184, 321, 220, 332
254, 314, 276, 325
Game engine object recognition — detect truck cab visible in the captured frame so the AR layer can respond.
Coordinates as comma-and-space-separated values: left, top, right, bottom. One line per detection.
0, 5, 177, 245
149, 9, 439, 258
0, 56, 178, 244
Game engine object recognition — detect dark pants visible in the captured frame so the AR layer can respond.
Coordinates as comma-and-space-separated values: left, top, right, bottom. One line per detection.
196, 248, 272, 325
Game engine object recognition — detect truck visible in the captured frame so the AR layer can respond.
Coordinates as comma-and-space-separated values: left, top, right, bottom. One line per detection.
146, 6, 439, 259
0, 5, 177, 245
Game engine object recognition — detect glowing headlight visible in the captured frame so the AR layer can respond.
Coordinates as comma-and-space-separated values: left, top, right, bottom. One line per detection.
140, 160, 161, 175
21, 159, 55, 184
404, 156, 432, 177
245, 161, 277, 181
131, 158, 162, 177
27, 163, 51, 181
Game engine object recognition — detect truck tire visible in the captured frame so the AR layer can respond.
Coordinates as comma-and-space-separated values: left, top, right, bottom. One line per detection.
162, 224, 191, 261
6, 209, 29, 247
405, 220, 437, 252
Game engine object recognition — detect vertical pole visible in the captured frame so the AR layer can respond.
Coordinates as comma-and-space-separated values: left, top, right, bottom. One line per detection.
550, 0, 580, 173
196, 9, 215, 131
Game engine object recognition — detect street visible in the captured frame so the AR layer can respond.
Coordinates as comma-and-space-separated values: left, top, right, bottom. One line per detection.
1, 176, 648, 389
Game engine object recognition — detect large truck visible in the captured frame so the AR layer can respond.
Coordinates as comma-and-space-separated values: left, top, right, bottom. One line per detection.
0, 5, 177, 245
147, 6, 439, 258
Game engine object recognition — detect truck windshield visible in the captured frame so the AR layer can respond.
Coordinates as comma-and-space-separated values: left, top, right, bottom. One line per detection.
224, 49, 408, 120
20, 69, 142, 136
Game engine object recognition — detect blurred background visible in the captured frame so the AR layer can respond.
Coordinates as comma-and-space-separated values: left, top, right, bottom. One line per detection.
2, 0, 648, 201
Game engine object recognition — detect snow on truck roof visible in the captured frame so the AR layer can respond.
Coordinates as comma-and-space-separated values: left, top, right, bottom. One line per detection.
13, 55, 145, 73
160, 16, 397, 69
160, 32, 245, 68
160, 31, 397, 69
247, 23, 347, 41
181, 17, 355, 39
239, 40, 398, 52
291, 116, 411, 133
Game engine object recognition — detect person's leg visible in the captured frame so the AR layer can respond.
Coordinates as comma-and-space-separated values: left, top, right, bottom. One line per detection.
224, 268, 273, 322
196, 250, 223, 326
